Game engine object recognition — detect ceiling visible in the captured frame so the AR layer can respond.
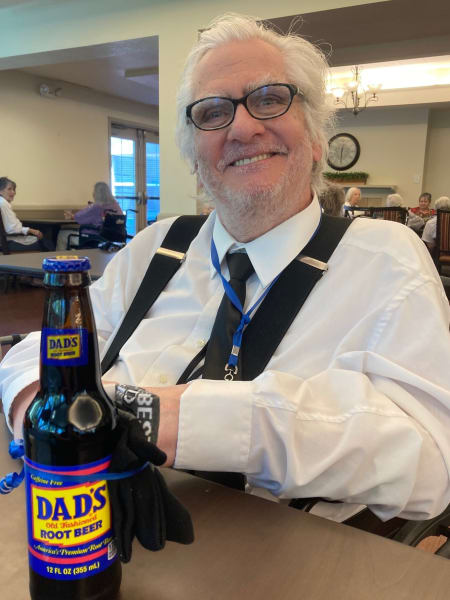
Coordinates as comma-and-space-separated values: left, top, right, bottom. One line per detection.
20, 37, 159, 106
0, 0, 34, 6
4, 0, 450, 107
0, 0, 72, 6
272, 0, 450, 66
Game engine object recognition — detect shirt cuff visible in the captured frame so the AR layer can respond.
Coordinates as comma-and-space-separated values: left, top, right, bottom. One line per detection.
22, 226, 29, 235
174, 378, 253, 472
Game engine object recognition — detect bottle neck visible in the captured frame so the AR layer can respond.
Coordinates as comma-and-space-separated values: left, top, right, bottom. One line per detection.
39, 271, 101, 396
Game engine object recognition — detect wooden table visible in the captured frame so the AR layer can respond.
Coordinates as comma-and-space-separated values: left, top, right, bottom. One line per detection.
0, 420, 449, 599
22, 219, 78, 248
0, 249, 115, 281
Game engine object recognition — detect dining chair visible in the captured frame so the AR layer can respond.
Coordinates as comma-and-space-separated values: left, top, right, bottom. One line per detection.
369, 206, 408, 224
436, 209, 450, 275
0, 212, 11, 255
343, 206, 370, 219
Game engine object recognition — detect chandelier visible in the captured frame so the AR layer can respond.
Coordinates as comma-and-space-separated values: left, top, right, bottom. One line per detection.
329, 66, 382, 116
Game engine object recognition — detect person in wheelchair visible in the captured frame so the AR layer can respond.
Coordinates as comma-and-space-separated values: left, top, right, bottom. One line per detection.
2, 14, 450, 546
56, 181, 124, 249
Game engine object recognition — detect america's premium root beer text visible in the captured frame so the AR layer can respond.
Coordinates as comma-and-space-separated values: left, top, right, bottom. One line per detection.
25, 458, 115, 580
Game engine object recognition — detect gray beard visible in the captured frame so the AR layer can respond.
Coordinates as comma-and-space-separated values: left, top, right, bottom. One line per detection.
197, 142, 313, 239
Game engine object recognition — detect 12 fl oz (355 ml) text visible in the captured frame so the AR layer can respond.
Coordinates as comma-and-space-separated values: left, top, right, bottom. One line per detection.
45, 562, 100, 576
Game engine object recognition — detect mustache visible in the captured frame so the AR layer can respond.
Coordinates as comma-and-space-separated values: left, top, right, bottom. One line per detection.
216, 143, 289, 172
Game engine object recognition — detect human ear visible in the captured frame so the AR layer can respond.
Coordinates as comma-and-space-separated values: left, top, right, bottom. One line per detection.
312, 142, 322, 163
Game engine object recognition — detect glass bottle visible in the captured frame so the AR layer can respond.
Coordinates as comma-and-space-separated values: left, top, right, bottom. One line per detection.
23, 256, 122, 600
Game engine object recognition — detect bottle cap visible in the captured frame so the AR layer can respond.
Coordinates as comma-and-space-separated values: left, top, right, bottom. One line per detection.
42, 256, 91, 272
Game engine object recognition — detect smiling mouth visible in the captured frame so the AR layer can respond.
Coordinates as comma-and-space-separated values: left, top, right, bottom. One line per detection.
231, 153, 275, 167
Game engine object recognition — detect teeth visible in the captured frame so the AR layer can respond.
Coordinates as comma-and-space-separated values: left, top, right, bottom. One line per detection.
233, 153, 272, 167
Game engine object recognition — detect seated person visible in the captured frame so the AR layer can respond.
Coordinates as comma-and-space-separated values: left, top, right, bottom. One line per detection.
2, 13, 450, 529
319, 182, 345, 217
0, 177, 49, 252
410, 192, 435, 223
342, 187, 366, 218
422, 196, 450, 252
386, 193, 404, 207
57, 181, 123, 249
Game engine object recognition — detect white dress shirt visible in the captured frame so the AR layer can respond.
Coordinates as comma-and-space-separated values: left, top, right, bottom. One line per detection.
1, 197, 450, 523
0, 196, 37, 245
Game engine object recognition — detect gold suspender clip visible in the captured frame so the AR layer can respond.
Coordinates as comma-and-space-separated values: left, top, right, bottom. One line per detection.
296, 255, 328, 271
156, 247, 186, 262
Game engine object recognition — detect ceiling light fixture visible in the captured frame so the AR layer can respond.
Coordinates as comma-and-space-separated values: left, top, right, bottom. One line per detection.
329, 66, 381, 116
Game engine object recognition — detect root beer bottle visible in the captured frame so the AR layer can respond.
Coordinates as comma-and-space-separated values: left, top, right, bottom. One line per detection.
23, 256, 122, 600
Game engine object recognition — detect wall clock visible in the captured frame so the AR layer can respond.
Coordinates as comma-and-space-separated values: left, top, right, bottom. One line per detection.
327, 133, 360, 171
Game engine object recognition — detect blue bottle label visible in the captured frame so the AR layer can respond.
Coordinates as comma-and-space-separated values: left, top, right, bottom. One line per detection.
24, 457, 118, 580
41, 328, 88, 366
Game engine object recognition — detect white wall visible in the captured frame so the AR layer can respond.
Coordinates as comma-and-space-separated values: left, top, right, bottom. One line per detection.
334, 106, 429, 206
423, 108, 450, 201
0, 0, 384, 214
0, 69, 157, 208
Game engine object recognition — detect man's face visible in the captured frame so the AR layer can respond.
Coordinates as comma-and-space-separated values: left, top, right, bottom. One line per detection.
419, 195, 430, 210
191, 39, 321, 227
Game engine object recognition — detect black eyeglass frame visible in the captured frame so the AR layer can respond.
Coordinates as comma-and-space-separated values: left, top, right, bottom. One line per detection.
186, 83, 301, 131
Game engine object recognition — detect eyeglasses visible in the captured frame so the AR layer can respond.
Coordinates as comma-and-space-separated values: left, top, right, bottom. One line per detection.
186, 83, 301, 131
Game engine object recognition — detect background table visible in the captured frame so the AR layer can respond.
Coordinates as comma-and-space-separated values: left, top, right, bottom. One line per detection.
22, 219, 78, 249
0, 249, 115, 281
0, 419, 449, 599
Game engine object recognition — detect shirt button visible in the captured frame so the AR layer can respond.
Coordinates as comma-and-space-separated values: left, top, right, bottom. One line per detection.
159, 374, 168, 384
196, 339, 206, 348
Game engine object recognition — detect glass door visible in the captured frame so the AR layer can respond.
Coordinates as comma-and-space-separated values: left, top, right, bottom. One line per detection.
110, 123, 159, 237
145, 140, 160, 224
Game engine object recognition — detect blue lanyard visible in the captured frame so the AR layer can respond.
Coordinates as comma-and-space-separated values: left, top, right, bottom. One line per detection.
0, 440, 149, 495
211, 239, 278, 379
210, 210, 323, 380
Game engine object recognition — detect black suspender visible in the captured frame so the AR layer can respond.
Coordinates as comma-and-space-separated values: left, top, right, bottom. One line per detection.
101, 215, 207, 375
241, 215, 351, 380
101, 214, 351, 378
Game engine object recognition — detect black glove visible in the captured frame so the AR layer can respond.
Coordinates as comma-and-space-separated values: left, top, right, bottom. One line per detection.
108, 410, 194, 563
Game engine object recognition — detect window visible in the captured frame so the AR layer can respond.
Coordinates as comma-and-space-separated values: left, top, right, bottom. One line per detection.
110, 122, 159, 236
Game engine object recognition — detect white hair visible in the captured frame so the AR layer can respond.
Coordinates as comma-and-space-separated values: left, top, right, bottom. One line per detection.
344, 187, 360, 205
175, 13, 335, 193
386, 193, 404, 207
435, 196, 450, 210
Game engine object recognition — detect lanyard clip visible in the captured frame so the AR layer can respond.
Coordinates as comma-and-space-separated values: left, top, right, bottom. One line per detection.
224, 364, 238, 381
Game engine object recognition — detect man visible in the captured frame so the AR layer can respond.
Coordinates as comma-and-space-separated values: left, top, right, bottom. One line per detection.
2, 14, 450, 524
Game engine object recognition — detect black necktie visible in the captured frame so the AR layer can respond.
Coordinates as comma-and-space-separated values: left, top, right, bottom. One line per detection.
202, 252, 254, 380
177, 253, 253, 491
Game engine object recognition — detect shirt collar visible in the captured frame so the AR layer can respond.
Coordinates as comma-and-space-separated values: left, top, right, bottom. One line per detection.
211, 195, 321, 288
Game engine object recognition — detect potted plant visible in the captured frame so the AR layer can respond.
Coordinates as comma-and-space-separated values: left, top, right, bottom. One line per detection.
324, 171, 369, 185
